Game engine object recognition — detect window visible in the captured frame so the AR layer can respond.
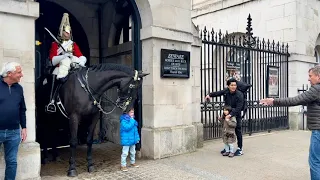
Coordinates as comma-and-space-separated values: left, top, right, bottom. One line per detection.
118, 15, 132, 44
315, 45, 320, 64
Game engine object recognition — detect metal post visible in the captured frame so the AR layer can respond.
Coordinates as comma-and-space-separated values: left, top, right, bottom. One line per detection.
244, 14, 256, 136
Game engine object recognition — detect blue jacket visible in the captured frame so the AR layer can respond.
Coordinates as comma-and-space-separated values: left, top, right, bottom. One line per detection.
0, 77, 26, 130
120, 114, 140, 146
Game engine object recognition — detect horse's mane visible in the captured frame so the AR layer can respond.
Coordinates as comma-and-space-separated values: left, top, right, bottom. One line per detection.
88, 63, 135, 76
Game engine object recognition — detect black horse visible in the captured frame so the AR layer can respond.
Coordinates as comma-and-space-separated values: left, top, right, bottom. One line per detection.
36, 63, 148, 177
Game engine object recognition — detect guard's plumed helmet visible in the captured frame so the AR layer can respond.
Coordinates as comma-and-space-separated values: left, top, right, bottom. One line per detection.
58, 13, 72, 41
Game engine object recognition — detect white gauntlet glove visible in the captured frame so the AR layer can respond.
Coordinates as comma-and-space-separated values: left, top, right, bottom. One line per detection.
52, 53, 72, 66
52, 55, 65, 66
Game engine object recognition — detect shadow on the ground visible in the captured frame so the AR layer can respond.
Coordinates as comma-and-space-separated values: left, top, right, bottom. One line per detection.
40, 142, 125, 177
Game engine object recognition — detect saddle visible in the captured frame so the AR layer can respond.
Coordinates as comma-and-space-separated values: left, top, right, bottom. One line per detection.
45, 63, 83, 117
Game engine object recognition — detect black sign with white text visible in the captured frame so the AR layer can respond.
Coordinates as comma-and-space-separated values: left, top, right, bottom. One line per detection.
160, 49, 190, 78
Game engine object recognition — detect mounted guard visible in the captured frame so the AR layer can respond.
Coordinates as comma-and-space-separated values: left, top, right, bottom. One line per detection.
46, 13, 87, 113
49, 13, 87, 80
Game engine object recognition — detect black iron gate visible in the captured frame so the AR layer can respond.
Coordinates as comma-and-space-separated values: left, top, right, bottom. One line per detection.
200, 14, 290, 140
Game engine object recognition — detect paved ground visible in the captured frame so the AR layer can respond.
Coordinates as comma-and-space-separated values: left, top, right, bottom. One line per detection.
41, 130, 311, 180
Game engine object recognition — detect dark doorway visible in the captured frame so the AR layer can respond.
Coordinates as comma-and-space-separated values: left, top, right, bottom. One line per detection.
35, 1, 91, 149
34, 0, 143, 153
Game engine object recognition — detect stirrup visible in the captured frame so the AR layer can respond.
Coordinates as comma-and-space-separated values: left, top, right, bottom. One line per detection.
45, 100, 56, 113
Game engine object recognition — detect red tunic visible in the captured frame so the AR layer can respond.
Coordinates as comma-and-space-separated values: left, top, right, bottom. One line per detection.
49, 41, 83, 65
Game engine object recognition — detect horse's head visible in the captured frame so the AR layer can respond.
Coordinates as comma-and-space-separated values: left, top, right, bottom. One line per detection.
85, 63, 149, 113
116, 70, 149, 113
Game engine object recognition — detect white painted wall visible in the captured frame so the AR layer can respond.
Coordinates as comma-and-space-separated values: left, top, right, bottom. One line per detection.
0, 0, 41, 179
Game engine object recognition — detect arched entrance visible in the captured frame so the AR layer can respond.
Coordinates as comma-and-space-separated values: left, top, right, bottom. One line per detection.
35, 0, 91, 150
34, 0, 143, 175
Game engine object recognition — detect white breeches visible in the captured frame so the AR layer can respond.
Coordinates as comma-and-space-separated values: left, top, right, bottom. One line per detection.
56, 57, 71, 79
53, 56, 87, 79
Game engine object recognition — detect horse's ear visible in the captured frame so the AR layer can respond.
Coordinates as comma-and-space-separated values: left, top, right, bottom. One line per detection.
138, 72, 150, 78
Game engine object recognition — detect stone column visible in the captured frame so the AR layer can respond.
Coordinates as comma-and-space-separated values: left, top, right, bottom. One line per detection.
0, 0, 41, 179
136, 0, 203, 159
285, 1, 318, 130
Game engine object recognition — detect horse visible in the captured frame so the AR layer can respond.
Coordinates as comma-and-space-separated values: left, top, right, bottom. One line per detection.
36, 74, 86, 164
36, 63, 148, 177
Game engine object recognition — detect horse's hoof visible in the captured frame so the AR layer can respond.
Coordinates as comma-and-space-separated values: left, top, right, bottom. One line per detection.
41, 158, 48, 164
55, 157, 62, 162
52, 156, 58, 162
67, 169, 77, 177
88, 165, 94, 173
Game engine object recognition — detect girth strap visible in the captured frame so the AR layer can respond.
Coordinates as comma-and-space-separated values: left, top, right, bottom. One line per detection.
56, 96, 69, 119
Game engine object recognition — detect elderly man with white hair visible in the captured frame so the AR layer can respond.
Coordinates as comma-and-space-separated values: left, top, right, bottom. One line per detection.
0, 61, 27, 180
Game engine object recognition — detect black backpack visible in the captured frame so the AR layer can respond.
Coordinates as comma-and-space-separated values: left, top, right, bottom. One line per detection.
223, 81, 251, 118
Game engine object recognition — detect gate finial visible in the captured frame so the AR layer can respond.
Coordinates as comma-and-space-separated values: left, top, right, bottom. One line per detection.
246, 14, 253, 37
244, 14, 256, 48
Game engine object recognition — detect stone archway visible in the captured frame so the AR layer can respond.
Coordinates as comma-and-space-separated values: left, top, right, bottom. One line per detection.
35, 1, 91, 150
35, 0, 153, 152
37, 0, 202, 163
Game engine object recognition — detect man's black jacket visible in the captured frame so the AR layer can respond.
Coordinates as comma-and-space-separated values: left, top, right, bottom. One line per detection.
209, 88, 244, 118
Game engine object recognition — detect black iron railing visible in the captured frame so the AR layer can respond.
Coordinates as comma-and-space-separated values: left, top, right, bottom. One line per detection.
200, 14, 290, 140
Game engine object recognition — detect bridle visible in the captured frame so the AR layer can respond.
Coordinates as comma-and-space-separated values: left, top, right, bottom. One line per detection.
76, 68, 139, 114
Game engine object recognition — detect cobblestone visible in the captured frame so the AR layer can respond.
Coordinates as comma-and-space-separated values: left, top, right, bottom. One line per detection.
41, 130, 310, 180
40, 142, 216, 180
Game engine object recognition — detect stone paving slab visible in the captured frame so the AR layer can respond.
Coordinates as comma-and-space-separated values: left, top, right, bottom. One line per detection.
162, 130, 310, 180
41, 130, 311, 180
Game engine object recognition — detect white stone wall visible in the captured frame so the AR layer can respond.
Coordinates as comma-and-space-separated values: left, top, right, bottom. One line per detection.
137, 0, 203, 159
192, 0, 298, 46
192, 0, 320, 130
0, 0, 41, 179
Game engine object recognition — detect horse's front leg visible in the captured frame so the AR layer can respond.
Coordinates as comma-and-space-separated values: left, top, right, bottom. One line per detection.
51, 143, 58, 162
40, 125, 50, 164
86, 114, 100, 173
67, 116, 79, 177
41, 147, 49, 164
51, 119, 59, 162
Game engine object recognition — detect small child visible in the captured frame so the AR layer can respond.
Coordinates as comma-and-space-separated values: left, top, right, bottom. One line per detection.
120, 108, 140, 172
219, 105, 237, 158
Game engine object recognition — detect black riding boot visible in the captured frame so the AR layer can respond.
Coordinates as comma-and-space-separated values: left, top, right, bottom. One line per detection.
46, 75, 59, 113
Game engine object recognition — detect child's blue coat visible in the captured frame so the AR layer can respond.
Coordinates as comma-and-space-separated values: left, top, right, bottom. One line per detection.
120, 114, 140, 146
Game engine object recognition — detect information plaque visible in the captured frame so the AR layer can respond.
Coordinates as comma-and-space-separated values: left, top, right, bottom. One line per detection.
160, 49, 190, 78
